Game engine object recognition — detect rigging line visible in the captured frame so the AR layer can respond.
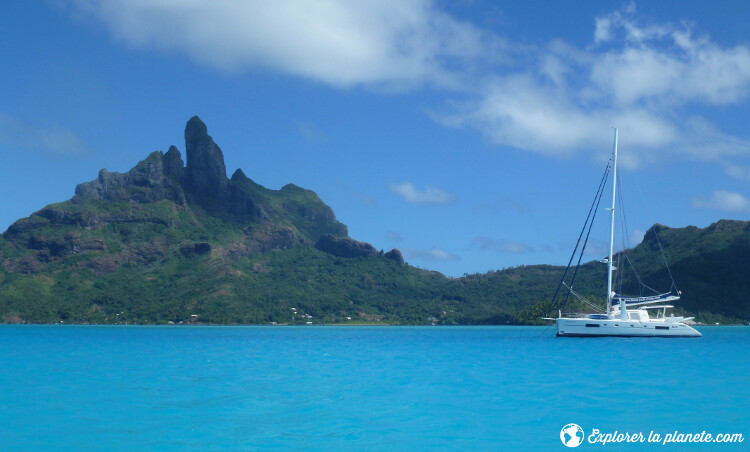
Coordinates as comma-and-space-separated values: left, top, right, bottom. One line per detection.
616, 174, 655, 295
615, 175, 668, 296
622, 249, 663, 294
617, 178, 656, 294
616, 260, 629, 296
563, 282, 604, 312
627, 168, 679, 294
620, 251, 659, 294
616, 189, 648, 295
546, 158, 612, 315
617, 175, 631, 251
562, 162, 611, 311
562, 171, 609, 309
653, 227, 678, 292
615, 178, 629, 295
557, 162, 611, 312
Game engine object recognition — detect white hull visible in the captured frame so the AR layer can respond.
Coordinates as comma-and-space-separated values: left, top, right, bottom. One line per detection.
556, 317, 701, 338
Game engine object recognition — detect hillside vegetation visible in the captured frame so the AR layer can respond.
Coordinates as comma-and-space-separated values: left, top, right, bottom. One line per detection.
1, 117, 747, 325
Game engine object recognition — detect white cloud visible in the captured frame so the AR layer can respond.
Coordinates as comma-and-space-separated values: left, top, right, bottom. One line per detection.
594, 17, 612, 44
590, 24, 750, 107
389, 181, 456, 205
403, 247, 460, 262
65, 0, 500, 89
591, 47, 683, 106
63, 1, 750, 171
437, 6, 750, 169
439, 75, 680, 167
693, 190, 750, 213
724, 163, 750, 180
0, 114, 87, 155
472, 236, 532, 254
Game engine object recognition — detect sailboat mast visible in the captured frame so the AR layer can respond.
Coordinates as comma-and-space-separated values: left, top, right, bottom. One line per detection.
606, 128, 619, 317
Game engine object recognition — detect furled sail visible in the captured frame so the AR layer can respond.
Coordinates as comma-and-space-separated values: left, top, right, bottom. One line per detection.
611, 292, 680, 307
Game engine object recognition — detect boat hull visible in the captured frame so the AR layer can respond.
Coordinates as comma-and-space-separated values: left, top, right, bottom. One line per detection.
556, 318, 701, 338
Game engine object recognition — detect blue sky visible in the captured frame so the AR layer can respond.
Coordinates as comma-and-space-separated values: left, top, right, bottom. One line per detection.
2, 1, 750, 277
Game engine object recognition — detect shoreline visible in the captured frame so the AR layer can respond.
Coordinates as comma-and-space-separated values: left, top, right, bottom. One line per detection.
2, 322, 747, 327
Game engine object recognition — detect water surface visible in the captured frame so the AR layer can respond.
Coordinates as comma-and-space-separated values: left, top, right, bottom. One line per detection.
1, 325, 747, 450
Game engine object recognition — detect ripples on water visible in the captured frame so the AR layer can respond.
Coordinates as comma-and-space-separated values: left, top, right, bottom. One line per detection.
1, 326, 747, 450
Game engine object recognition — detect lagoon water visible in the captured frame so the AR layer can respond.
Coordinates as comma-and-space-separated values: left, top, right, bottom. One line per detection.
1, 325, 747, 451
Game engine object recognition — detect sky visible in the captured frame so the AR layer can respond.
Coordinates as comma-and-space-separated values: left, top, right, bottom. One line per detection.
2, 0, 750, 277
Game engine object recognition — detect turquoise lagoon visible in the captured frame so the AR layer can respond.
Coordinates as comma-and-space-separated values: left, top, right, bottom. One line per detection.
1, 325, 747, 451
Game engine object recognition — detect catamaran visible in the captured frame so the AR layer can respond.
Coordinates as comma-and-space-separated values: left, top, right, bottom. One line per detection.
552, 129, 701, 338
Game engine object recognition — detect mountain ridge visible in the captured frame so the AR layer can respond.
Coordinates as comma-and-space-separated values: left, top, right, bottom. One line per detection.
0, 117, 748, 325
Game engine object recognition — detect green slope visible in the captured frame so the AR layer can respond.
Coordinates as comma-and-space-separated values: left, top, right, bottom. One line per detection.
1, 117, 748, 325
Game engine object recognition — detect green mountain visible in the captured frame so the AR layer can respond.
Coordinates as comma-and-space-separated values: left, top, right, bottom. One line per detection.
1, 117, 748, 325
0, 117, 530, 325
608, 221, 750, 322
514, 221, 750, 325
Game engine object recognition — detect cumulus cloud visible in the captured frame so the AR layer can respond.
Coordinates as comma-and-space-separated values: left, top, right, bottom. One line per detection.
437, 6, 750, 170
389, 181, 456, 205
589, 15, 750, 107
693, 190, 750, 213
63, 1, 750, 172
65, 0, 501, 89
403, 247, 460, 262
472, 236, 532, 254
0, 114, 88, 155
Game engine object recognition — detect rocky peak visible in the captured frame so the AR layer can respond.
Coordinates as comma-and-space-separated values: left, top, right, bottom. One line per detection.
129, 151, 165, 188
642, 223, 670, 244
163, 145, 185, 180
231, 168, 249, 182
384, 248, 405, 265
73, 150, 186, 206
185, 116, 228, 196
315, 234, 378, 258
74, 168, 127, 201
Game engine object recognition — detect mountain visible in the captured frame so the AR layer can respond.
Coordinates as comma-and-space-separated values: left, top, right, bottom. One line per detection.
1, 117, 748, 325
514, 221, 750, 325
0, 117, 529, 325
608, 221, 750, 322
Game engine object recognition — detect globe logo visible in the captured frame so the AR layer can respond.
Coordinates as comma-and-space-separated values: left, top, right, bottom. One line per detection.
560, 423, 584, 447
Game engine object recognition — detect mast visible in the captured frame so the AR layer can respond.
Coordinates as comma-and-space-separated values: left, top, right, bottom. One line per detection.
606, 128, 620, 318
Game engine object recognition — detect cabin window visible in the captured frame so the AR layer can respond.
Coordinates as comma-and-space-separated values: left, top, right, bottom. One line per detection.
585, 324, 600, 328
656, 326, 669, 330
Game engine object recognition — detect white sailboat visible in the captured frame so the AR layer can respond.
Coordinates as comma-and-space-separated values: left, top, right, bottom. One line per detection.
554, 129, 701, 338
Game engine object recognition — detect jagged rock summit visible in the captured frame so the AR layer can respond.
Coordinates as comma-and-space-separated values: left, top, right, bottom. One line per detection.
75, 115, 230, 205
8, 116, 401, 267
185, 116, 228, 196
